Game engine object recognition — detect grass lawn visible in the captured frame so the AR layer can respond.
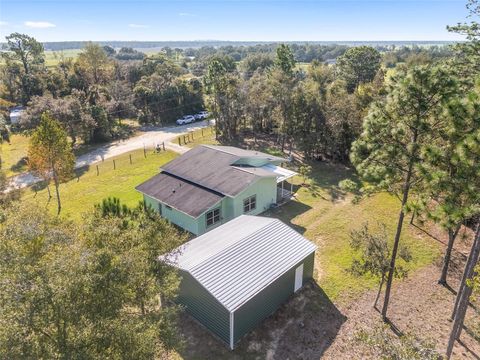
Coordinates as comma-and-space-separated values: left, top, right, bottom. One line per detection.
21, 149, 177, 221
266, 162, 441, 302
1, 133, 30, 177
178, 126, 218, 148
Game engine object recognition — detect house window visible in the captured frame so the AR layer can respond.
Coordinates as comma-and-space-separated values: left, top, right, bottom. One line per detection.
206, 208, 221, 227
243, 195, 257, 213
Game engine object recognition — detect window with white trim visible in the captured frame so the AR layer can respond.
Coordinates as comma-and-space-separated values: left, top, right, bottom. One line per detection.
243, 195, 257, 213
206, 208, 221, 227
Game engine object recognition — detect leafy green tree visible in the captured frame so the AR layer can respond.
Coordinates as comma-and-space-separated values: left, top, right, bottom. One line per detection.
0, 201, 185, 359
274, 44, 296, 76
204, 58, 244, 140
350, 66, 458, 320
298, 164, 312, 184
2, 32, 44, 75
337, 46, 381, 93
350, 222, 411, 309
240, 53, 274, 78
27, 113, 75, 214
1, 33, 45, 103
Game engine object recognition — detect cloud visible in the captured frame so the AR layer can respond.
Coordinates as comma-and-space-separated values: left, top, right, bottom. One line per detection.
0, 21, 8, 26
179, 12, 197, 17
24, 21, 56, 28
128, 23, 149, 28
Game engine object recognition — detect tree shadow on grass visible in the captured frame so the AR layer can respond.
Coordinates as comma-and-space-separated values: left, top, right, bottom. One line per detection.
9, 156, 28, 174
264, 200, 311, 235
307, 161, 359, 203
176, 281, 346, 360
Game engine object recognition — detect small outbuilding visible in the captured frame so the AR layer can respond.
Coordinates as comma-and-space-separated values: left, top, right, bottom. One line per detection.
161, 215, 317, 349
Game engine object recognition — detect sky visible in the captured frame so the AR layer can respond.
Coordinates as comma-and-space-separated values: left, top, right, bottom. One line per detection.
0, 0, 470, 42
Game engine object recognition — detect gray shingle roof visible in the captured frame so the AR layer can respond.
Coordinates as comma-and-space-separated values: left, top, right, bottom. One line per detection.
161, 145, 280, 197
162, 215, 317, 312
135, 173, 223, 218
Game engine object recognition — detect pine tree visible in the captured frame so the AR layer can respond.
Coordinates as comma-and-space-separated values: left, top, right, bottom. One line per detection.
350, 66, 458, 320
28, 112, 75, 214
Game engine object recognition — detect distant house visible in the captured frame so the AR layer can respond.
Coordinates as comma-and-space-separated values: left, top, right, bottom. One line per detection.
161, 215, 317, 349
136, 145, 297, 235
9, 106, 25, 125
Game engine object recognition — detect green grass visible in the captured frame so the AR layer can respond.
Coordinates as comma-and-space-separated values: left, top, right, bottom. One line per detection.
178, 126, 218, 148
266, 162, 441, 301
21, 149, 178, 221
1, 134, 30, 177
44, 49, 82, 67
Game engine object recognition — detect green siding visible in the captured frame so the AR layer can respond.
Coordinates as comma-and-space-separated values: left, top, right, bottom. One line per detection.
232, 252, 315, 345
177, 270, 231, 345
141, 176, 277, 235
143, 194, 199, 234
232, 177, 277, 218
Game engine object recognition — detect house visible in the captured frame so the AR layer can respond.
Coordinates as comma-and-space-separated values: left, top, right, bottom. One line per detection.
136, 145, 297, 235
161, 215, 317, 349
9, 106, 25, 125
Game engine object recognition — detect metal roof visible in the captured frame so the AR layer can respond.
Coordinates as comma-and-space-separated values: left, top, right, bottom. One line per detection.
162, 215, 317, 312
135, 173, 223, 218
260, 164, 298, 183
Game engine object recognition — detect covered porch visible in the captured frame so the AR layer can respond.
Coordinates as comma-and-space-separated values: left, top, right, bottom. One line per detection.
259, 164, 298, 204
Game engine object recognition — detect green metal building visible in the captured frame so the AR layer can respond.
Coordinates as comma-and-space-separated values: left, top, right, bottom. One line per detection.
136, 145, 297, 235
161, 215, 317, 349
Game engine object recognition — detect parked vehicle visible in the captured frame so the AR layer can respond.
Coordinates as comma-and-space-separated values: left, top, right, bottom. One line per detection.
194, 111, 209, 120
176, 115, 195, 125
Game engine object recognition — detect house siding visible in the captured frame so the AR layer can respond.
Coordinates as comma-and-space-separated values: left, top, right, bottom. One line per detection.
143, 194, 199, 234
232, 177, 277, 218
143, 177, 277, 235
177, 270, 231, 345
232, 251, 315, 345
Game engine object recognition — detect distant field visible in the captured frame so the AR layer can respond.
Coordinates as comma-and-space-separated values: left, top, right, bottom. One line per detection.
44, 49, 82, 67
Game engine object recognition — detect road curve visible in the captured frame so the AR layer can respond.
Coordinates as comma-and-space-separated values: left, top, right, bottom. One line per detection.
7, 120, 212, 191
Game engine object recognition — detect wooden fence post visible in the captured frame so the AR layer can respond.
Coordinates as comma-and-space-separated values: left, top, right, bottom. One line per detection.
162, 142, 165, 151
129, 154, 132, 164
178, 137, 181, 146
113, 159, 116, 170
144, 146, 147, 158
96, 165, 99, 176
201, 128, 204, 137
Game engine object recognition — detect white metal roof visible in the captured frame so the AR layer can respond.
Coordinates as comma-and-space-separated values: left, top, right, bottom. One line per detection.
260, 164, 298, 183
162, 215, 317, 312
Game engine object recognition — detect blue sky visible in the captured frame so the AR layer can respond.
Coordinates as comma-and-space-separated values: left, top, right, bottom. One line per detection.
0, 0, 469, 42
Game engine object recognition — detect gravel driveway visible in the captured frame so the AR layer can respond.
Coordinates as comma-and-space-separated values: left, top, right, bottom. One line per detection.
7, 120, 212, 190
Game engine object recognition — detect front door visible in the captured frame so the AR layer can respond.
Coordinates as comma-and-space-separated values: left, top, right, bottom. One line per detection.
294, 264, 304, 292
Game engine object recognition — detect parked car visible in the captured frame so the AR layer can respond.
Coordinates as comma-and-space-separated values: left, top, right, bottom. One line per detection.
194, 111, 209, 120
176, 115, 195, 125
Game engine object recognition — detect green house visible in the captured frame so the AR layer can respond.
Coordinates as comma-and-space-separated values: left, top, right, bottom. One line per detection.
136, 145, 297, 235
161, 215, 317, 349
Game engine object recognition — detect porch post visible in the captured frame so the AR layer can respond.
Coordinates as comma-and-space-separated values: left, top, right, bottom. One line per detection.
281, 180, 284, 197
290, 181, 293, 195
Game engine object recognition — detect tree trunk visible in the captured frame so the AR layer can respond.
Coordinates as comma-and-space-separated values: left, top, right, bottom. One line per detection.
410, 211, 415, 225
451, 222, 480, 319
374, 275, 385, 309
446, 224, 480, 359
53, 172, 62, 215
439, 224, 461, 286
381, 131, 418, 320
47, 184, 52, 199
